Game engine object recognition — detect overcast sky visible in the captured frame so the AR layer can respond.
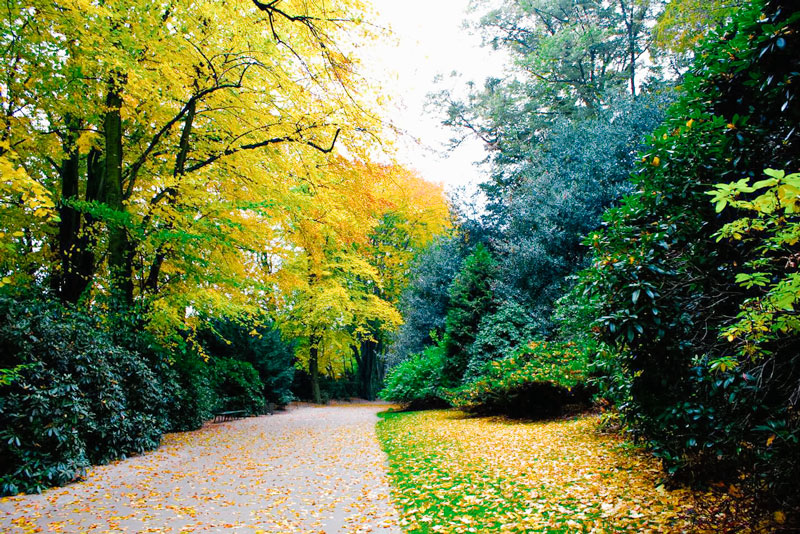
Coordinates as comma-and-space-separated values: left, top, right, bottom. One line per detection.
363, 0, 507, 193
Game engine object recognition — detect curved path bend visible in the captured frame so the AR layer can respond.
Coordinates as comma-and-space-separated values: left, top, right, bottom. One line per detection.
0, 404, 402, 534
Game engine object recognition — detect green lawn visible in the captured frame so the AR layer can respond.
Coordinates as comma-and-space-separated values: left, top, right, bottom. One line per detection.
377, 410, 709, 534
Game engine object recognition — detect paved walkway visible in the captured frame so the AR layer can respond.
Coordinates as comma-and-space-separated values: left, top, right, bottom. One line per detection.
0, 404, 402, 533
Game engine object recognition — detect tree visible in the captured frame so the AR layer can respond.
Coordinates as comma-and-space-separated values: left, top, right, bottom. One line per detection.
464, 299, 537, 382
437, 0, 664, 201
652, 0, 743, 54
354, 169, 451, 399
276, 164, 449, 403
440, 244, 498, 386
387, 234, 466, 366
493, 93, 669, 329
0, 0, 386, 340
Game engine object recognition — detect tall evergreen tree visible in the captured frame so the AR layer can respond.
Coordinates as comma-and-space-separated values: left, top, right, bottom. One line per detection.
441, 244, 498, 386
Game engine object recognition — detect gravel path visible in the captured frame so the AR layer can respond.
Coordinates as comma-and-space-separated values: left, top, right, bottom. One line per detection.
0, 404, 402, 533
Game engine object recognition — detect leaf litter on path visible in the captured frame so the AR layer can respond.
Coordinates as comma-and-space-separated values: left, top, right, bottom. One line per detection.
0, 404, 402, 534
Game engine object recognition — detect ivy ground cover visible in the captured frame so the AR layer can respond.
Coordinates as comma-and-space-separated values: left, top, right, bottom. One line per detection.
377, 410, 713, 533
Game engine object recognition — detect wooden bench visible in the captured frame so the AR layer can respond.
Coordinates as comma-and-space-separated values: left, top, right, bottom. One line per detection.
213, 403, 275, 422
213, 410, 247, 423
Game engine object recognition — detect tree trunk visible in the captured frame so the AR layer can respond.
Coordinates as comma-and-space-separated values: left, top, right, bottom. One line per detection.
104, 86, 133, 307
55, 117, 81, 301
619, 0, 637, 99
309, 331, 322, 404
56, 121, 102, 303
145, 98, 196, 294
358, 337, 380, 400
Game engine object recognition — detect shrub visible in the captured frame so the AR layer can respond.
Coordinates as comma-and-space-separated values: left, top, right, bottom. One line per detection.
198, 318, 295, 407
0, 362, 89, 495
440, 244, 498, 386
165, 348, 215, 432
707, 169, 800, 510
290, 368, 358, 403
449, 341, 592, 418
0, 297, 169, 495
380, 342, 448, 410
209, 358, 265, 414
464, 300, 536, 383
577, 0, 800, 513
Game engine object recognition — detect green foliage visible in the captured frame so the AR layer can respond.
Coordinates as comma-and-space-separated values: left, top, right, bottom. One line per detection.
464, 299, 536, 382
209, 358, 265, 415
0, 297, 170, 495
165, 348, 215, 432
440, 244, 497, 386
380, 342, 447, 410
0, 362, 89, 495
199, 318, 295, 406
388, 235, 465, 366
652, 0, 740, 54
710, 169, 800, 358
290, 368, 359, 403
449, 341, 591, 418
493, 94, 669, 325
577, 0, 800, 510
708, 168, 800, 507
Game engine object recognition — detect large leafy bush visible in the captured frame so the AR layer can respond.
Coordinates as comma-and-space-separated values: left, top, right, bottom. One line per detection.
199, 318, 295, 407
165, 347, 215, 432
0, 298, 170, 495
380, 342, 448, 410
578, 0, 800, 511
463, 299, 536, 382
440, 244, 497, 386
449, 341, 591, 418
209, 358, 266, 414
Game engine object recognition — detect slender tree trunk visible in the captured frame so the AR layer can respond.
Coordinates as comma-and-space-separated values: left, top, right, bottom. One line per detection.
619, 0, 637, 99
144, 99, 196, 293
104, 86, 133, 307
309, 331, 322, 404
628, 23, 636, 99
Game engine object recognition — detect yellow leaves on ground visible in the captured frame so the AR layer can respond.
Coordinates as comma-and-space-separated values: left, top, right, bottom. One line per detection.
378, 411, 716, 533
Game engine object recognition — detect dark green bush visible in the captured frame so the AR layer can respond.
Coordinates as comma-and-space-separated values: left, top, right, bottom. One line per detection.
0, 362, 89, 495
449, 341, 592, 418
464, 300, 536, 383
209, 357, 265, 414
291, 368, 358, 403
0, 297, 170, 495
165, 348, 215, 432
381, 342, 448, 410
441, 244, 498, 386
198, 318, 295, 406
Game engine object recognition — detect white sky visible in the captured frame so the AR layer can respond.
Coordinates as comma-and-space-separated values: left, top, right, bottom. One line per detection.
362, 0, 507, 193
